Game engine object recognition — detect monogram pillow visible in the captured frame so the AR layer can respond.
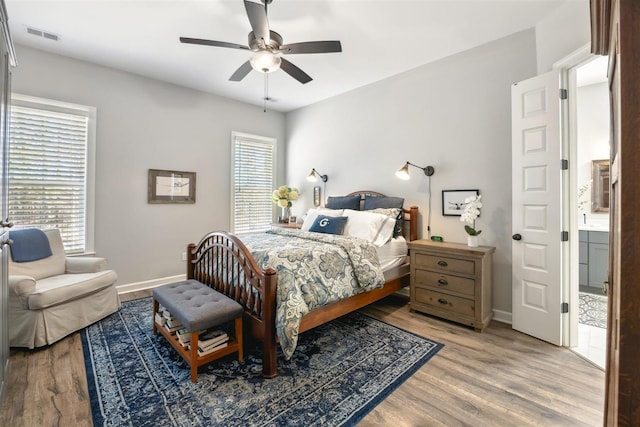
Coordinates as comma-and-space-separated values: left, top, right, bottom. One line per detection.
308, 215, 348, 235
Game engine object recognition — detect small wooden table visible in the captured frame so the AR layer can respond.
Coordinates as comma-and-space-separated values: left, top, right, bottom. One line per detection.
271, 222, 302, 229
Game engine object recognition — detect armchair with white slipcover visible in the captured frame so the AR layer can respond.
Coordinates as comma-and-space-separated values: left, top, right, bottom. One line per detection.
8, 228, 119, 348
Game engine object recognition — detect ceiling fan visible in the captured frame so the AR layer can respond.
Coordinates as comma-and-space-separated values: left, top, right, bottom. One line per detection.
180, 0, 342, 85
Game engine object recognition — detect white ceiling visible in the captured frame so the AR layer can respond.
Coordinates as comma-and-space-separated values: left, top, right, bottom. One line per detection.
6, 0, 569, 112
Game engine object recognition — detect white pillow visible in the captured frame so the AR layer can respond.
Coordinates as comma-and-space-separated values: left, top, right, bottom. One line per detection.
301, 208, 344, 231
343, 209, 395, 247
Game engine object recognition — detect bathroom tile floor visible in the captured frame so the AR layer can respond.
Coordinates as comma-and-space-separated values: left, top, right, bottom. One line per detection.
573, 323, 606, 370
572, 292, 607, 370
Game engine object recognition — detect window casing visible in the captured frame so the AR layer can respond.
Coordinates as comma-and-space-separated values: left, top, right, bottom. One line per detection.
9, 94, 96, 254
231, 132, 276, 234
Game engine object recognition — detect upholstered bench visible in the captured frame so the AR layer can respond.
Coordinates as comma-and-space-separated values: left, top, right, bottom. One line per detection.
152, 279, 243, 382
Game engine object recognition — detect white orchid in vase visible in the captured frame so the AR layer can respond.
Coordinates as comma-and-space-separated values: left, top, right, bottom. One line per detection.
460, 194, 483, 236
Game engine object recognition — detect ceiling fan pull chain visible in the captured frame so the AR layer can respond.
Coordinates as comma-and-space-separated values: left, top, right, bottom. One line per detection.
263, 73, 268, 112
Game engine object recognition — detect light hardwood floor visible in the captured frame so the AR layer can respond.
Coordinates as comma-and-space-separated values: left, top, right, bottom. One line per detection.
0, 291, 604, 426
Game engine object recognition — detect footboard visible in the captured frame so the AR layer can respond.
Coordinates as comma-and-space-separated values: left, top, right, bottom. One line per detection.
186, 231, 279, 378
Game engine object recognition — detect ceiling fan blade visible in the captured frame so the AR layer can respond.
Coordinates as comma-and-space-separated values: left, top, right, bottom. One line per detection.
244, 0, 270, 44
229, 61, 253, 82
180, 37, 249, 50
280, 58, 312, 84
280, 41, 342, 54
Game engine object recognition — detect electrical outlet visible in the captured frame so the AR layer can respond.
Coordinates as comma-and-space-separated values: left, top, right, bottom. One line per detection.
181, 252, 187, 261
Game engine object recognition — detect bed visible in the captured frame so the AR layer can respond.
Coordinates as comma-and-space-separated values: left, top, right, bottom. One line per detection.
185, 191, 418, 378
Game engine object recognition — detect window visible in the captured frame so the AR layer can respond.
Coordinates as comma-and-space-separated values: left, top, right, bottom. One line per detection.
231, 132, 276, 234
9, 94, 96, 254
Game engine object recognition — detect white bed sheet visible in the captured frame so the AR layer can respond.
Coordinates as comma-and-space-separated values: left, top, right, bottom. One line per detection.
377, 236, 408, 271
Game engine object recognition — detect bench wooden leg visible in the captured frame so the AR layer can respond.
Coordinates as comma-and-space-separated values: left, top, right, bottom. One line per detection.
235, 317, 243, 362
190, 331, 199, 382
152, 299, 159, 335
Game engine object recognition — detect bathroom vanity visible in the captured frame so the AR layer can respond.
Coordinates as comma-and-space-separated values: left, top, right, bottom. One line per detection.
579, 228, 609, 295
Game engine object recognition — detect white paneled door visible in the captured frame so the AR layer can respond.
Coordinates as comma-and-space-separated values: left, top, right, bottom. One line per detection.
511, 71, 563, 346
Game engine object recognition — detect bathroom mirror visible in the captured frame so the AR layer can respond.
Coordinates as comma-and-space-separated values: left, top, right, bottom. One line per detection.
591, 159, 610, 213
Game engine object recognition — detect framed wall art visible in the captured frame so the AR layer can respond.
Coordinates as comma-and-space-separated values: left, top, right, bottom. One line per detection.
442, 189, 479, 216
148, 169, 196, 204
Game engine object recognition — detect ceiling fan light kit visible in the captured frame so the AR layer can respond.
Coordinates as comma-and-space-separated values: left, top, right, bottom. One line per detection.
250, 50, 281, 73
180, 0, 342, 86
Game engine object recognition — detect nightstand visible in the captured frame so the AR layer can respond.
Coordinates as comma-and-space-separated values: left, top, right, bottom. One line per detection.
408, 239, 495, 332
271, 222, 302, 229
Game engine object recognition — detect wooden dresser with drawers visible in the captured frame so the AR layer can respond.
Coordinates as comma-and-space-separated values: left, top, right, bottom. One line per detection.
408, 240, 495, 332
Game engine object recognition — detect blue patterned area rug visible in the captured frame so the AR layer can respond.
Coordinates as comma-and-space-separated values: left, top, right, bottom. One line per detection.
82, 297, 443, 426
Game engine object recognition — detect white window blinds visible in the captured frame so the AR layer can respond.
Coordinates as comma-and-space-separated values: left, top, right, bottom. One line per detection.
9, 104, 89, 254
232, 133, 275, 234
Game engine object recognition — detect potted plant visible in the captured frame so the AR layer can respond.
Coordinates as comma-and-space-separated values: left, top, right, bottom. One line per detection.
460, 194, 482, 247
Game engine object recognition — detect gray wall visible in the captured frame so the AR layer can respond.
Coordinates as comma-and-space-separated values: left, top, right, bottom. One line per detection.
285, 30, 538, 315
11, 45, 286, 286
535, 0, 591, 73
11, 9, 590, 312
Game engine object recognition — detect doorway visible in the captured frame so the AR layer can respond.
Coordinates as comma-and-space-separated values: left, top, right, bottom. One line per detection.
571, 55, 609, 369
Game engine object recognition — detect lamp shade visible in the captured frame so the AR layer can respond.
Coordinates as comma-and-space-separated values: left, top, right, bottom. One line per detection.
249, 50, 281, 73
395, 163, 411, 180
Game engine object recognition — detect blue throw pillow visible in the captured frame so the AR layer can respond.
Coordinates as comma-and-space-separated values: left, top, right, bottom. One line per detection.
309, 215, 348, 235
363, 196, 405, 237
363, 196, 404, 210
326, 195, 361, 210
9, 228, 53, 262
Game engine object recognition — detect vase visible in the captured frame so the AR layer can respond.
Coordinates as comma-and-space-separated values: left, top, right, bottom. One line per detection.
280, 206, 289, 223
467, 235, 479, 247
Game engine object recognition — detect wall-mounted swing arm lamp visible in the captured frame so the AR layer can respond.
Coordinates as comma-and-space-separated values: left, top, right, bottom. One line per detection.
395, 161, 435, 239
395, 161, 435, 180
306, 168, 328, 183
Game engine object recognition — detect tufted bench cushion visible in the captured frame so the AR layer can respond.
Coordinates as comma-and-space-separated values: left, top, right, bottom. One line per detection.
153, 279, 243, 332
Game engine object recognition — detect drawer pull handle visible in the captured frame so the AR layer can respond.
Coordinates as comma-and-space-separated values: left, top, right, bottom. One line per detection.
437, 298, 449, 305
437, 260, 448, 267
438, 279, 448, 285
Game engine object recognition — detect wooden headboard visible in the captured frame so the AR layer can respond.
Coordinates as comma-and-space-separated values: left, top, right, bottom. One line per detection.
346, 190, 419, 241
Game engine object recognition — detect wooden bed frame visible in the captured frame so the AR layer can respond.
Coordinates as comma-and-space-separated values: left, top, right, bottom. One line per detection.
185, 191, 418, 378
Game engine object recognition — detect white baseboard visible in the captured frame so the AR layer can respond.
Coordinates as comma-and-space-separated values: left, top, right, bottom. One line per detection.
492, 309, 512, 325
116, 274, 186, 295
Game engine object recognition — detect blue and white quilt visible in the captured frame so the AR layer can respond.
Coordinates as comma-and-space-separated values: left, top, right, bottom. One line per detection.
241, 228, 385, 359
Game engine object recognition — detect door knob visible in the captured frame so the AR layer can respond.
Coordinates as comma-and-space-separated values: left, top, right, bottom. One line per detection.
512, 233, 522, 241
